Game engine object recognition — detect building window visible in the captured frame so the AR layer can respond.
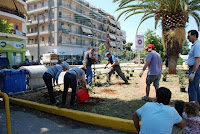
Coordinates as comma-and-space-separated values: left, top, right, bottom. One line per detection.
42, 26, 45, 31
28, 6, 32, 11
42, 37, 45, 41
35, 27, 37, 32
42, 2, 44, 7
34, 16, 37, 20
34, 4, 37, 9
14, 25, 18, 30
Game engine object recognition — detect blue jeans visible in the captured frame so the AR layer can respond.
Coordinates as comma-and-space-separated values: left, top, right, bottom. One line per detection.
86, 66, 93, 85
188, 66, 200, 103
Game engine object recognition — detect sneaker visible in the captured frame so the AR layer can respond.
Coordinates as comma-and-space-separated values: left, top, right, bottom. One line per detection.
142, 96, 149, 101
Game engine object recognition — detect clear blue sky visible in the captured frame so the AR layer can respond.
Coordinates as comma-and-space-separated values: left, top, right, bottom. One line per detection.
85, 0, 199, 47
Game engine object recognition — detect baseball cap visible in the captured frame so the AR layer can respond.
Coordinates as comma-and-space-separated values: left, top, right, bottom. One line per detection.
145, 44, 154, 50
62, 61, 70, 70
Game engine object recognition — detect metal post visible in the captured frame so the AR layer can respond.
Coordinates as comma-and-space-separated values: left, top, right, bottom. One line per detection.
37, 14, 40, 64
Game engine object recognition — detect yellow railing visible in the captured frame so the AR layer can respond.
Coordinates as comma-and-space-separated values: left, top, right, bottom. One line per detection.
0, 92, 11, 134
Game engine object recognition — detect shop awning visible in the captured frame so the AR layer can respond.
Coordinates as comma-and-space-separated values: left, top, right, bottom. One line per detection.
0, 0, 16, 10
109, 34, 116, 40
75, 14, 91, 23
93, 12, 101, 19
108, 18, 116, 26
110, 41, 116, 47
14, 0, 27, 14
81, 27, 93, 34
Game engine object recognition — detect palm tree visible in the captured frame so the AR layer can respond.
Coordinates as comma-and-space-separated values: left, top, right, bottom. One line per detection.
113, 0, 200, 74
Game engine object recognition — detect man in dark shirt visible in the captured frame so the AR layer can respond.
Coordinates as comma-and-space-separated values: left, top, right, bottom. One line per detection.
83, 48, 98, 86
104, 52, 128, 84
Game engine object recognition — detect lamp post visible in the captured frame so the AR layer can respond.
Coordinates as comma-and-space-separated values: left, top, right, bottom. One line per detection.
28, 14, 45, 64
37, 14, 40, 64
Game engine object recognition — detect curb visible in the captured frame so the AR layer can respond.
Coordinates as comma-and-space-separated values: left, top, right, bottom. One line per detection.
9, 97, 137, 133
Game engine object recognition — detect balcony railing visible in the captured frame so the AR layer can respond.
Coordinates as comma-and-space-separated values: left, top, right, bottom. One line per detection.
10, 29, 26, 36
0, 8, 26, 19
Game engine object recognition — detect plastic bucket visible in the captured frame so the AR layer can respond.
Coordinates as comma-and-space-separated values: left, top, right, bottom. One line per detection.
76, 88, 89, 102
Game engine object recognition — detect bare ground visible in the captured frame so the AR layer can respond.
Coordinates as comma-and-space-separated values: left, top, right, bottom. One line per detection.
12, 70, 189, 120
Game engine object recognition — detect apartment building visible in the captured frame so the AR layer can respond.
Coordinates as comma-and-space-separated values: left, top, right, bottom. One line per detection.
0, 0, 27, 67
26, 0, 126, 61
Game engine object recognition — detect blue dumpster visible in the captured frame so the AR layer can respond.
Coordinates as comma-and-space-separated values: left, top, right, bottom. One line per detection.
0, 69, 27, 94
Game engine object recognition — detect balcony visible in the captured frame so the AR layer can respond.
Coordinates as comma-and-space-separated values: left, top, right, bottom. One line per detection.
0, 8, 26, 20
27, 6, 49, 15
0, 32, 26, 40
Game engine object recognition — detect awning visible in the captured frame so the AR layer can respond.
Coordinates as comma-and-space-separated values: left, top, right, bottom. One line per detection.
108, 18, 116, 26
93, 13, 101, 19
109, 34, 116, 40
14, 0, 27, 14
110, 41, 116, 47
75, 14, 91, 23
81, 27, 93, 34
0, 0, 16, 10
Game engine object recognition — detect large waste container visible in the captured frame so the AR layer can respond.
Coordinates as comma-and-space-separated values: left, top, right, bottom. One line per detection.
20, 65, 48, 90
0, 69, 27, 94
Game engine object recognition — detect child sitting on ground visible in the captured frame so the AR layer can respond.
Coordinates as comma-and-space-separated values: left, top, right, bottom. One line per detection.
172, 100, 185, 134
182, 101, 200, 134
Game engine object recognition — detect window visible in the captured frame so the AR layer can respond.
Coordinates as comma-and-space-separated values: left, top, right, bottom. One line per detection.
42, 26, 45, 31
35, 27, 37, 32
28, 6, 32, 11
34, 16, 37, 20
42, 37, 45, 41
42, 2, 44, 7
14, 25, 18, 30
34, 4, 37, 9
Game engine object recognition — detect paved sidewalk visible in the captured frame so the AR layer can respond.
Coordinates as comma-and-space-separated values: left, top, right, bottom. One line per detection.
0, 105, 134, 134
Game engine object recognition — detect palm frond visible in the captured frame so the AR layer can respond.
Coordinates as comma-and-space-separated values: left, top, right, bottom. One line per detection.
189, 11, 200, 30
136, 14, 155, 34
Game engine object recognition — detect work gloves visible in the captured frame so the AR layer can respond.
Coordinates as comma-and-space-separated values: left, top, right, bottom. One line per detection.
189, 72, 195, 82
139, 70, 144, 77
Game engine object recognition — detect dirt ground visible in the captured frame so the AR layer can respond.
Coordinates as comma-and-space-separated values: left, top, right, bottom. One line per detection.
12, 70, 189, 120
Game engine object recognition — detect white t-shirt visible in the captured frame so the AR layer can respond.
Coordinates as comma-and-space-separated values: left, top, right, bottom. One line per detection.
136, 102, 182, 134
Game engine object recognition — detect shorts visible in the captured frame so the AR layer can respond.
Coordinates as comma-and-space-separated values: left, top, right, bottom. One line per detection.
146, 74, 161, 89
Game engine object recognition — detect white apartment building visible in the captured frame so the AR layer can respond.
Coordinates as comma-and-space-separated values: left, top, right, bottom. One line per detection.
26, 0, 126, 61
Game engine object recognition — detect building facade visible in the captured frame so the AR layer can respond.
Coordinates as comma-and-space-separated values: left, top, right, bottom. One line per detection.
26, 0, 126, 62
0, 0, 27, 67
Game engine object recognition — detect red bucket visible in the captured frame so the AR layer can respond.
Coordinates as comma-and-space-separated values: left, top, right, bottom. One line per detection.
76, 88, 90, 102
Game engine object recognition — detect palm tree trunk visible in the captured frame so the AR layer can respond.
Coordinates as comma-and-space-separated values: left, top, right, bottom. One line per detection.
168, 54, 179, 74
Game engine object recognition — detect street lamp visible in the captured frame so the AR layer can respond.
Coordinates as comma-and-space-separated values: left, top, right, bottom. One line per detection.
28, 14, 45, 64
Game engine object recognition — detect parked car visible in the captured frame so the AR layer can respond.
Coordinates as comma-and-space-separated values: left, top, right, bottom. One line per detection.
66, 59, 78, 65
77, 59, 83, 65
0, 57, 10, 69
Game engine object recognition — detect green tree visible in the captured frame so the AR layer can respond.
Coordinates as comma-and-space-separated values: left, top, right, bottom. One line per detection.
144, 29, 165, 60
181, 40, 190, 55
99, 43, 106, 59
113, 0, 200, 74
0, 19, 13, 33
123, 42, 133, 51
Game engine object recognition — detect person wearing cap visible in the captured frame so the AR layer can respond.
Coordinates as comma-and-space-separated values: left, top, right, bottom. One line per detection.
83, 48, 98, 86
139, 44, 162, 101
62, 65, 87, 106
43, 61, 70, 104
104, 52, 129, 84
187, 30, 200, 104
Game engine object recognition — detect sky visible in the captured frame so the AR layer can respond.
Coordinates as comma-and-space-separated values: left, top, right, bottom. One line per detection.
85, 0, 199, 47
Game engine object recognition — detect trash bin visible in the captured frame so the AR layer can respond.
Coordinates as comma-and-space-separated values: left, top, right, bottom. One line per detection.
0, 69, 27, 94
20, 65, 48, 90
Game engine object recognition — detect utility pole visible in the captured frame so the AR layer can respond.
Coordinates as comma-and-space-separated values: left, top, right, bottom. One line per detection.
37, 14, 40, 64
